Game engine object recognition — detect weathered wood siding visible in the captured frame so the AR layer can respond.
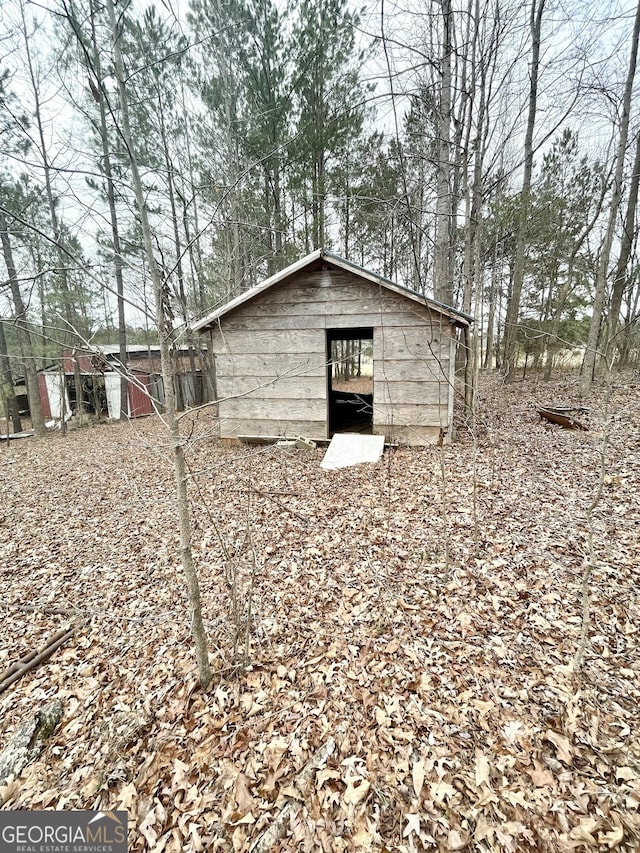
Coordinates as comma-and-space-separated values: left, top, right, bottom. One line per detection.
210, 267, 457, 445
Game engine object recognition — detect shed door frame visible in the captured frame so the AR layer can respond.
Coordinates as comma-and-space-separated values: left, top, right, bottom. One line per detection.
326, 327, 374, 436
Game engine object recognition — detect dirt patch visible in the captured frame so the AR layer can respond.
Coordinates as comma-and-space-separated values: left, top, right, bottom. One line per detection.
332, 377, 373, 394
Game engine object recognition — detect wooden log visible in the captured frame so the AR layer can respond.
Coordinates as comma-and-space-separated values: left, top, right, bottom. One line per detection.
249, 737, 335, 853
0, 699, 63, 793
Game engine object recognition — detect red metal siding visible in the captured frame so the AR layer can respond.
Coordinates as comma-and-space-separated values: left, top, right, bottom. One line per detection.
63, 353, 95, 374
127, 374, 154, 417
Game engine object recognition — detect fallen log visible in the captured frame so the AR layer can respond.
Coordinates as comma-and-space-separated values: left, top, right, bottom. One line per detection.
249, 737, 336, 853
0, 627, 75, 696
0, 699, 63, 794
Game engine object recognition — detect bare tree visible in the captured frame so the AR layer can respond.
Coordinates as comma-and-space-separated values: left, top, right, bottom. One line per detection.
86, 0, 128, 419
0, 318, 22, 433
0, 200, 46, 436
18, 0, 87, 417
433, 0, 454, 306
606, 128, 640, 361
503, 0, 546, 381
105, 0, 211, 689
581, 0, 640, 393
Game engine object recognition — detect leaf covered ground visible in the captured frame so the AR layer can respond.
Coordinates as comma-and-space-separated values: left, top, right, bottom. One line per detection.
1, 373, 639, 852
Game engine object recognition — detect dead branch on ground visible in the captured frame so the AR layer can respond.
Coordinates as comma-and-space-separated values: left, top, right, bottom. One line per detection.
0, 628, 74, 695
249, 737, 336, 853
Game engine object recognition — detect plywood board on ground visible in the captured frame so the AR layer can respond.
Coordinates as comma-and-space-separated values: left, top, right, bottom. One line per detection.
320, 433, 385, 470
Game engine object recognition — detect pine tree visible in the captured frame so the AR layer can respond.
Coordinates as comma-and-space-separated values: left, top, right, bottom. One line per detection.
289, 0, 368, 250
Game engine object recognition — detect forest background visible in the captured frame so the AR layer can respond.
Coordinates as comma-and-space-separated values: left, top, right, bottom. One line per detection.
2, 0, 640, 431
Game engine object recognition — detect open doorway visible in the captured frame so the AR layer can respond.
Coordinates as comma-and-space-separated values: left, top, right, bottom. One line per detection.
327, 328, 373, 435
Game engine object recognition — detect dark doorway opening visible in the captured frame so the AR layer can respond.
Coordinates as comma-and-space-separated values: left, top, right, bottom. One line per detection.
327, 328, 373, 435
66, 375, 107, 416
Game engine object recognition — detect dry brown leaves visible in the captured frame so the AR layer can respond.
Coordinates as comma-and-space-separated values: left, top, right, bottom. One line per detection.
1, 372, 639, 852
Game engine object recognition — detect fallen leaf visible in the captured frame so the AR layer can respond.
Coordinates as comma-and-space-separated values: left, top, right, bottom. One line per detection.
403, 813, 421, 839
412, 759, 425, 798
599, 826, 624, 849
615, 766, 637, 782
430, 780, 457, 804
474, 748, 491, 787
447, 828, 470, 850
544, 730, 573, 764
526, 759, 555, 787
234, 773, 254, 813
344, 777, 370, 805
118, 782, 136, 812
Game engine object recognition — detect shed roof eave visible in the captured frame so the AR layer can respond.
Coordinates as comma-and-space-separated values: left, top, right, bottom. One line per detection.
191, 249, 324, 332
323, 252, 472, 326
190, 249, 472, 331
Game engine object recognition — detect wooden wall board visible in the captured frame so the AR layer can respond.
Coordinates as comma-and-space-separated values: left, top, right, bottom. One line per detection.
219, 419, 443, 446
214, 353, 327, 379
373, 380, 448, 406
216, 309, 438, 332
220, 397, 326, 422
219, 417, 327, 440
373, 402, 450, 428
212, 328, 325, 356
230, 271, 445, 315
377, 333, 450, 361
217, 374, 326, 400
374, 358, 451, 383
381, 424, 444, 445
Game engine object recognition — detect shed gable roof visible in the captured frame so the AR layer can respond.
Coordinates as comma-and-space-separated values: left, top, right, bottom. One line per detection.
191, 250, 472, 331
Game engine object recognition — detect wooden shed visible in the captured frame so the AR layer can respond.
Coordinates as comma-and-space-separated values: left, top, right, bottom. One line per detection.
192, 250, 471, 446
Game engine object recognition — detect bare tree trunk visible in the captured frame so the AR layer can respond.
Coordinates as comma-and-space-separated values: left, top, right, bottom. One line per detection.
157, 94, 199, 410
0, 203, 46, 436
543, 175, 607, 380
461, 163, 474, 396
484, 241, 499, 369
461, 0, 497, 409
0, 320, 22, 433
85, 0, 128, 419
273, 165, 283, 259
20, 0, 85, 419
222, 62, 242, 293
313, 150, 326, 250
542, 266, 574, 380
619, 276, 640, 366
503, 0, 546, 381
177, 77, 207, 314
607, 128, 640, 359
433, 0, 453, 306
581, 0, 640, 392
106, 0, 211, 690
